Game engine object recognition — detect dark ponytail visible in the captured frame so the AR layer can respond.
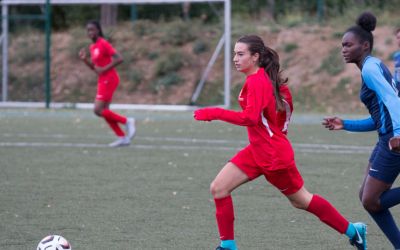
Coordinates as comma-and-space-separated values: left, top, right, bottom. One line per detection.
237, 35, 288, 111
345, 11, 376, 52
87, 20, 104, 38
260, 46, 288, 111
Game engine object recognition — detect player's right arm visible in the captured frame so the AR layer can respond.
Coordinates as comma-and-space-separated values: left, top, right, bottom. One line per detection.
322, 116, 376, 132
79, 48, 95, 71
194, 79, 265, 126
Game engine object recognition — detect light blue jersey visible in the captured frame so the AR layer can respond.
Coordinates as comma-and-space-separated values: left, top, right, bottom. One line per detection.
343, 56, 400, 137
392, 51, 400, 83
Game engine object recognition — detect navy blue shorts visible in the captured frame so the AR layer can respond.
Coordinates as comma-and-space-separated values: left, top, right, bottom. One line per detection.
369, 133, 400, 184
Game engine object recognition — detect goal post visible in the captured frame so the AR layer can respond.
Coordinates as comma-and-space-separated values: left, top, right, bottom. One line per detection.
1, 0, 231, 111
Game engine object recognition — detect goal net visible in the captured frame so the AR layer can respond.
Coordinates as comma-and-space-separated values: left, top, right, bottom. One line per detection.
1, 0, 231, 110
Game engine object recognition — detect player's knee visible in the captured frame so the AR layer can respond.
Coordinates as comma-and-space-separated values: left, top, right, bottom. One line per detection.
361, 196, 381, 213
210, 181, 228, 198
358, 189, 363, 202
289, 199, 308, 210
93, 107, 102, 117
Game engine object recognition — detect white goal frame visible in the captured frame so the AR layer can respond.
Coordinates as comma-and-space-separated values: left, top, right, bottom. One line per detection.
1, 0, 231, 111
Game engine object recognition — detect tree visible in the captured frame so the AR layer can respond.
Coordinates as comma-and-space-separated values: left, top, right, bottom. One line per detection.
101, 4, 118, 27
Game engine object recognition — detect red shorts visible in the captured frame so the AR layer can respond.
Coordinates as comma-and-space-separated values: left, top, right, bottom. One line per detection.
230, 146, 304, 195
96, 74, 119, 102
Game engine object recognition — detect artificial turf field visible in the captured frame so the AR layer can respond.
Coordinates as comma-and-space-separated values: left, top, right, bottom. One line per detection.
0, 108, 398, 250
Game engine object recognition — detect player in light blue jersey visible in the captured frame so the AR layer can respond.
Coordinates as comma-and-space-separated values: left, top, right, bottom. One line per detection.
392, 28, 400, 84
322, 12, 400, 249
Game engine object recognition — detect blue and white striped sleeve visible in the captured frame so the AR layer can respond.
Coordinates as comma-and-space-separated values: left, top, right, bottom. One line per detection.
343, 117, 376, 132
362, 62, 400, 136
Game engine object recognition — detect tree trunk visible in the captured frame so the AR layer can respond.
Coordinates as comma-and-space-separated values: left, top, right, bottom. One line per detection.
266, 0, 276, 21
182, 2, 190, 21
101, 4, 118, 27
250, 0, 258, 17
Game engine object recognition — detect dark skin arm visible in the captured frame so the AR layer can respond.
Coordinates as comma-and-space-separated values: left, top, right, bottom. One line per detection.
94, 52, 123, 75
322, 117, 344, 130
79, 48, 95, 70
78, 48, 124, 75
389, 136, 400, 153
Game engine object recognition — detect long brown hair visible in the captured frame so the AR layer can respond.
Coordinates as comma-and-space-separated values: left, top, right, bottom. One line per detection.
237, 35, 288, 111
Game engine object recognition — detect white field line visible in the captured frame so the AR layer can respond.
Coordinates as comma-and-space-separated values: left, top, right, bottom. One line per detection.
0, 142, 235, 151
0, 133, 373, 154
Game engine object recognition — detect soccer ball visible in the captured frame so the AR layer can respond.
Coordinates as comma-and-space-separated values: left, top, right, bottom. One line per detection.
37, 235, 71, 250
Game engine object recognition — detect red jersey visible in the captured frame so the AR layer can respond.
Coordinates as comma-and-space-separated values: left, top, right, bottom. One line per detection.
90, 37, 118, 80
276, 85, 293, 135
217, 68, 295, 170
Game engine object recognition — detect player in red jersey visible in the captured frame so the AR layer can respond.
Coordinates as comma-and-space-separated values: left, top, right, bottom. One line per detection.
79, 20, 135, 147
194, 35, 367, 250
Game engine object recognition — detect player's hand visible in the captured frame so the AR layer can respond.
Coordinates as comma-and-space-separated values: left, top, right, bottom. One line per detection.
193, 108, 222, 122
322, 117, 343, 130
194, 108, 212, 121
389, 136, 400, 153
78, 48, 87, 60
94, 66, 106, 75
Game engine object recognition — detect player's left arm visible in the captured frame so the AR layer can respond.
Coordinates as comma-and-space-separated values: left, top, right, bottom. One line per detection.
94, 41, 124, 74
105, 51, 124, 71
363, 63, 400, 152
362, 63, 400, 137
277, 85, 293, 134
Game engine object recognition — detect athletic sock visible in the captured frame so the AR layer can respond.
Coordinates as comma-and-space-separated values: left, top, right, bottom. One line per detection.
369, 209, 400, 248
306, 194, 349, 234
214, 196, 235, 241
104, 118, 125, 137
380, 187, 400, 210
345, 223, 356, 239
101, 109, 127, 124
220, 239, 237, 250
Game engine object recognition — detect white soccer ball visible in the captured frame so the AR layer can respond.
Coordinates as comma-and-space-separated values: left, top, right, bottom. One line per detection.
37, 235, 71, 250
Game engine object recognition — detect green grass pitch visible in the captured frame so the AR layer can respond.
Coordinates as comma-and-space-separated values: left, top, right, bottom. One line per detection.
0, 109, 397, 249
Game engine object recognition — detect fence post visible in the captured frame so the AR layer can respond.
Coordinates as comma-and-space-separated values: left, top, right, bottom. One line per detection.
45, 0, 52, 108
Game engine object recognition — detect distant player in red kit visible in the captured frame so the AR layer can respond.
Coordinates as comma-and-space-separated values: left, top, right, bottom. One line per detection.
194, 35, 367, 250
79, 20, 135, 147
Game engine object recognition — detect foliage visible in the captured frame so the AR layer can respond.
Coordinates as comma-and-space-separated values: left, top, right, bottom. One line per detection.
146, 51, 160, 60
194, 78, 224, 106
283, 43, 298, 53
160, 20, 197, 46
331, 31, 343, 39
152, 73, 183, 93
8, 72, 44, 101
317, 48, 345, 76
11, 33, 45, 64
132, 20, 156, 36
192, 40, 209, 54
332, 77, 352, 94
126, 68, 144, 92
67, 28, 90, 59
155, 51, 186, 76
8, 0, 400, 32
